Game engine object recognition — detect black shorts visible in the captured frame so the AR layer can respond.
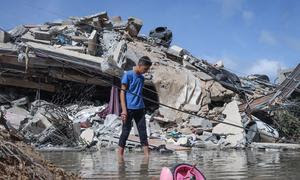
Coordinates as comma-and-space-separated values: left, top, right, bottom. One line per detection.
118, 109, 148, 148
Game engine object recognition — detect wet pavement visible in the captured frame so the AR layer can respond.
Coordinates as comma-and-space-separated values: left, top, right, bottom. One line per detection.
42, 149, 300, 179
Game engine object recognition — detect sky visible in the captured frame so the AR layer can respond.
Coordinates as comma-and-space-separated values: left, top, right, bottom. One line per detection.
1, 0, 299, 81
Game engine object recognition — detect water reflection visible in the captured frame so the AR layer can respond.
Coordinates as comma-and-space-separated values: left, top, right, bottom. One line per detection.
42, 149, 300, 179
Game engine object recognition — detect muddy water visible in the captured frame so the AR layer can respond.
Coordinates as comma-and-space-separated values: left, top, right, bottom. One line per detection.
42, 149, 300, 179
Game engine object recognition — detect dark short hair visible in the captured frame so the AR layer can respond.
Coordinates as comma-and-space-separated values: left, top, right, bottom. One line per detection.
138, 56, 152, 66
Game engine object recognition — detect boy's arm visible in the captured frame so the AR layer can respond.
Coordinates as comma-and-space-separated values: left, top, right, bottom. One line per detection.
120, 84, 128, 122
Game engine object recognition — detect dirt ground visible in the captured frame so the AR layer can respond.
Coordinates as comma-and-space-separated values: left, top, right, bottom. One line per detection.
0, 129, 80, 180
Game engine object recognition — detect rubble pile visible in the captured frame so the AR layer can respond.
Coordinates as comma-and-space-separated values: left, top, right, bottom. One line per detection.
0, 11, 299, 153
0, 122, 79, 179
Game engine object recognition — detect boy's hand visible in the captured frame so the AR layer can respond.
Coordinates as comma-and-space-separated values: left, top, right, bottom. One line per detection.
121, 111, 128, 123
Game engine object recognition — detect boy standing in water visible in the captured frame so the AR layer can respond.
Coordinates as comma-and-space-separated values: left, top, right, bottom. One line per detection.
118, 56, 152, 158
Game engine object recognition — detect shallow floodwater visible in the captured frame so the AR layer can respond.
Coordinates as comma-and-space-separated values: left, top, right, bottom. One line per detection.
42, 149, 300, 179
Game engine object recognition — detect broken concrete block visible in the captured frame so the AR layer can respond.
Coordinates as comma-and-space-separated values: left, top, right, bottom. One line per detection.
182, 104, 201, 113
21, 32, 50, 44
127, 17, 143, 37
39, 25, 50, 32
22, 112, 52, 135
5, 106, 29, 130
88, 30, 97, 55
0, 30, 10, 43
183, 60, 198, 71
73, 123, 81, 141
61, 46, 86, 53
92, 17, 102, 28
198, 131, 214, 141
71, 35, 88, 43
175, 137, 188, 146
166, 138, 176, 144
212, 101, 245, 147
11, 97, 29, 107
111, 16, 124, 27
188, 116, 212, 129
178, 127, 193, 135
80, 128, 94, 144
113, 40, 127, 68
149, 119, 162, 137
8, 25, 28, 37
72, 106, 105, 123
33, 30, 51, 40
256, 120, 279, 143
168, 45, 185, 57
149, 26, 173, 47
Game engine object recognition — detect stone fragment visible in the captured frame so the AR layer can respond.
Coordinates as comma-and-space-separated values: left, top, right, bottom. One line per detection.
113, 40, 127, 68
88, 30, 97, 55
0, 30, 10, 43
198, 131, 213, 141
33, 30, 51, 40
11, 97, 29, 107
167, 45, 185, 57
256, 120, 279, 143
127, 17, 143, 37
73, 123, 81, 141
183, 104, 201, 113
111, 16, 123, 27
212, 101, 245, 147
175, 137, 188, 146
5, 107, 29, 130
61, 46, 86, 53
22, 112, 52, 135
80, 128, 94, 144
178, 127, 193, 135
183, 60, 198, 71
188, 116, 212, 130
8, 25, 28, 37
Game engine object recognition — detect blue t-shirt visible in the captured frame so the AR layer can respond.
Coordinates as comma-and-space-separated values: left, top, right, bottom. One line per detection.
121, 70, 145, 109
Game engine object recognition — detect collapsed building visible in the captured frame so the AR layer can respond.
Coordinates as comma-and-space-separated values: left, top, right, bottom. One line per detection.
0, 11, 299, 153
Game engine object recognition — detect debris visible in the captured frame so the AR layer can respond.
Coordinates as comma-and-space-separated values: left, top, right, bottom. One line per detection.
256, 120, 279, 143
0, 128, 80, 179
188, 116, 212, 130
80, 128, 94, 145
33, 30, 52, 40
0, 30, 10, 43
5, 106, 29, 130
88, 30, 97, 55
167, 45, 186, 57
127, 17, 143, 37
0, 11, 298, 157
250, 142, 300, 150
149, 27, 173, 47
212, 101, 245, 148
10, 97, 29, 107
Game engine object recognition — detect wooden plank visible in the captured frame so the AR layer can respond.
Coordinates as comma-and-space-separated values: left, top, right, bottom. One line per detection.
0, 77, 55, 92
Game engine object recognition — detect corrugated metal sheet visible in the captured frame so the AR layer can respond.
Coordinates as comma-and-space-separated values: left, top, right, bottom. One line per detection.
274, 63, 300, 100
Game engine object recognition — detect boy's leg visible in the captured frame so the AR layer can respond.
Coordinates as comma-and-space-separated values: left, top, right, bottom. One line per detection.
133, 109, 149, 156
118, 110, 133, 157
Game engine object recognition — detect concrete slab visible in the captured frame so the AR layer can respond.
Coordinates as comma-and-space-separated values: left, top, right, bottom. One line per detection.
212, 100, 245, 147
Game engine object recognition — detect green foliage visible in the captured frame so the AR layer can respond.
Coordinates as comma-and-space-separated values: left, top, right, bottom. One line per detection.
274, 105, 300, 141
